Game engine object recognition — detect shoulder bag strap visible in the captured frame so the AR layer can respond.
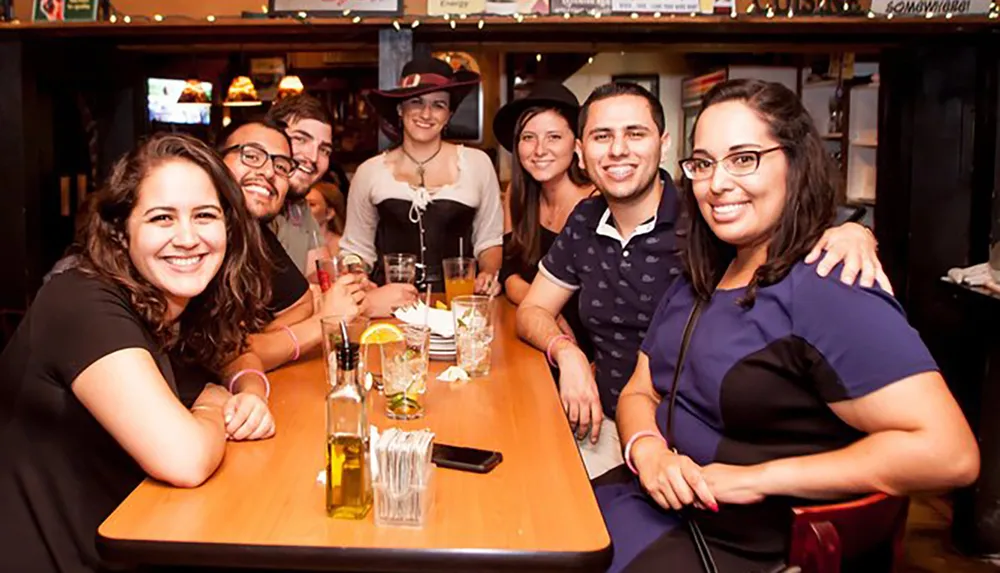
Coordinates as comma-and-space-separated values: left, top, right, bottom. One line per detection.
665, 299, 718, 573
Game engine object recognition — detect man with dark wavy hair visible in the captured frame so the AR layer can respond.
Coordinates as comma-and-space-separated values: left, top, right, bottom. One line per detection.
266, 94, 335, 275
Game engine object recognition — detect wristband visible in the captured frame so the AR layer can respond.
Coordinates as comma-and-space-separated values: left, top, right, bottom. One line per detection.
545, 334, 574, 367
281, 325, 300, 361
228, 369, 270, 400
624, 430, 666, 475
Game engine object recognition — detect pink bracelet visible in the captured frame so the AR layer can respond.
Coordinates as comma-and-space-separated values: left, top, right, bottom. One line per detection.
281, 325, 300, 361
228, 369, 270, 401
545, 334, 574, 367
624, 430, 666, 475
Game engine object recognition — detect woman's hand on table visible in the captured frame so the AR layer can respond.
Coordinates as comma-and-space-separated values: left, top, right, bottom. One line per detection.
474, 272, 501, 297
701, 463, 766, 506
633, 439, 718, 512
365, 284, 419, 318
223, 393, 276, 441
555, 345, 602, 443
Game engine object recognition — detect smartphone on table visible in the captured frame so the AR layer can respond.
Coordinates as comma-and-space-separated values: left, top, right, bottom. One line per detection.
431, 443, 502, 474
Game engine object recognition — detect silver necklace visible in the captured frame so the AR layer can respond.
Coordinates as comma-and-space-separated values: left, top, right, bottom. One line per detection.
400, 142, 443, 188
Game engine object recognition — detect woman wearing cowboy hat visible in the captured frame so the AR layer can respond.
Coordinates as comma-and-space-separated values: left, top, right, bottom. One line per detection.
340, 56, 503, 296
496, 81, 595, 364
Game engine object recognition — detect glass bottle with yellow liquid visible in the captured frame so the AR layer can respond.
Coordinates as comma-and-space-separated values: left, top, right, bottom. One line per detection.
326, 330, 372, 519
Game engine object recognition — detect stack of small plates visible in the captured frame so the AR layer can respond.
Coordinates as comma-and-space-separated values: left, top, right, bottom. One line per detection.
393, 303, 456, 361
429, 333, 456, 361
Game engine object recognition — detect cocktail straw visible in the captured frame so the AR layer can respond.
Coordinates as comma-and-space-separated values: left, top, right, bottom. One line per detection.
423, 283, 432, 327
459, 238, 464, 260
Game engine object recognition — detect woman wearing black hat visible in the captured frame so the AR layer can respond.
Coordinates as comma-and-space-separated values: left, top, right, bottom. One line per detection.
340, 57, 503, 296
496, 81, 595, 364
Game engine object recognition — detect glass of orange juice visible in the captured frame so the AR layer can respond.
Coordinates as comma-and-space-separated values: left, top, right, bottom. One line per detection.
442, 257, 476, 306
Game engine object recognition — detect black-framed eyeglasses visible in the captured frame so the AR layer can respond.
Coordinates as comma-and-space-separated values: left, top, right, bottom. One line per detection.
679, 146, 784, 181
221, 143, 298, 179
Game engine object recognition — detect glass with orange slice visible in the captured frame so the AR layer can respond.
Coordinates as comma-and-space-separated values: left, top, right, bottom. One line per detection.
358, 323, 407, 394
370, 323, 430, 421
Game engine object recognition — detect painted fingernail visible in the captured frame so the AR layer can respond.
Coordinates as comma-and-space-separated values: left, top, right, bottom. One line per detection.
710, 503, 719, 512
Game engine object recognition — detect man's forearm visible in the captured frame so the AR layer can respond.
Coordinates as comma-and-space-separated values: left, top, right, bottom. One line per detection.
478, 246, 502, 276
516, 304, 574, 357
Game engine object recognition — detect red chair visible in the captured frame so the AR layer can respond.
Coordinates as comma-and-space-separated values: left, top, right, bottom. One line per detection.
787, 493, 909, 573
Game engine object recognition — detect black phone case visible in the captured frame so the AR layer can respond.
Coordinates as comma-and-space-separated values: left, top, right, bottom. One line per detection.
431, 447, 503, 474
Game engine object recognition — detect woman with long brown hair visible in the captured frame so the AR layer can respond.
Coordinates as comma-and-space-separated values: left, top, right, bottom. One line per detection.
496, 81, 595, 362
601, 79, 978, 572
0, 133, 275, 572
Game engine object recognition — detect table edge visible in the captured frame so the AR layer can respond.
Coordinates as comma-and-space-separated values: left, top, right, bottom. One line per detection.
96, 531, 613, 572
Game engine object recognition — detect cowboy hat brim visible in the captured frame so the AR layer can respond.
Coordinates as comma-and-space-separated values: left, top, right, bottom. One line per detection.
493, 95, 580, 153
365, 70, 481, 129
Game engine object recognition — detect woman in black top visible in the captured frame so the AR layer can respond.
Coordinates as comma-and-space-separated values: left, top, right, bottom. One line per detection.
495, 81, 595, 364
0, 133, 275, 572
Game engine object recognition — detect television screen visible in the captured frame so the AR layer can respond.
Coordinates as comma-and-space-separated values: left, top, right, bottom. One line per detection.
147, 78, 213, 125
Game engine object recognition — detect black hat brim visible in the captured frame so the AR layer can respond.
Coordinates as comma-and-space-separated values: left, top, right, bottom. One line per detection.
364, 70, 480, 130
493, 96, 580, 153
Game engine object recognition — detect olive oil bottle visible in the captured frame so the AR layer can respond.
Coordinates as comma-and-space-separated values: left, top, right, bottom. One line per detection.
326, 329, 372, 519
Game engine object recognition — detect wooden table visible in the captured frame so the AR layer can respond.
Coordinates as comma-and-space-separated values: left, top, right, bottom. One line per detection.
97, 301, 612, 572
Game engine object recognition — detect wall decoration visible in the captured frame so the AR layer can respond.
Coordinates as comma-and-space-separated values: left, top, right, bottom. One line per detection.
612, 74, 660, 100
551, 0, 611, 13
610, 0, 700, 12
484, 0, 550, 14
33, 0, 98, 21
270, 0, 401, 15
428, 0, 486, 15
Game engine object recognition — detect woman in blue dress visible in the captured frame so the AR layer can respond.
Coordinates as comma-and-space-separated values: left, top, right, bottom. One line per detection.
597, 78, 980, 572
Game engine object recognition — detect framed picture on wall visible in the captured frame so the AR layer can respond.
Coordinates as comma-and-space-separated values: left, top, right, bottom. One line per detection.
612, 74, 660, 99
270, 0, 402, 16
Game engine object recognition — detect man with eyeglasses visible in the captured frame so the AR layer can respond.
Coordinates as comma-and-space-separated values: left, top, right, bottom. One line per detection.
516, 81, 887, 479
219, 117, 367, 371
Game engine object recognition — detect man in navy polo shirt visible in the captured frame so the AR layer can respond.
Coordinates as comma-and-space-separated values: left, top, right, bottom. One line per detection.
516, 82, 887, 478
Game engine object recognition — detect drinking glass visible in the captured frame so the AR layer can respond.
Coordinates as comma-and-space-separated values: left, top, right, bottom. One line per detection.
321, 316, 371, 389
442, 257, 476, 306
384, 253, 418, 284
315, 257, 338, 292
380, 324, 430, 420
451, 295, 495, 377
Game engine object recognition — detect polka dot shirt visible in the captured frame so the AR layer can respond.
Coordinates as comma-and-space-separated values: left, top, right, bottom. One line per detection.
539, 172, 684, 418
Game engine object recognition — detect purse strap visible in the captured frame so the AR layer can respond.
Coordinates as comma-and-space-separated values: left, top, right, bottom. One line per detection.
665, 299, 719, 573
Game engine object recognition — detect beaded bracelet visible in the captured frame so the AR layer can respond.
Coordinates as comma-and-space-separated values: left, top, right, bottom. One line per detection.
545, 334, 575, 367
624, 430, 666, 475
228, 369, 271, 401
281, 325, 300, 361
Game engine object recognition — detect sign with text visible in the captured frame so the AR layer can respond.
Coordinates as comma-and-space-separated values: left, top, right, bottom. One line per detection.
551, 0, 611, 12
612, 0, 701, 12
428, 0, 486, 13
870, 0, 992, 14
269, 0, 401, 15
483, 0, 550, 13
33, 0, 98, 21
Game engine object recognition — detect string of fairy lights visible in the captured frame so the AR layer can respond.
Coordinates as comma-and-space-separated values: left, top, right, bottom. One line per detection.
0, 0, 996, 25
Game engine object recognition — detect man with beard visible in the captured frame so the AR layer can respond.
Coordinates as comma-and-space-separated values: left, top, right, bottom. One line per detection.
268, 94, 416, 317
265, 95, 331, 277
516, 82, 888, 478
219, 117, 367, 370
